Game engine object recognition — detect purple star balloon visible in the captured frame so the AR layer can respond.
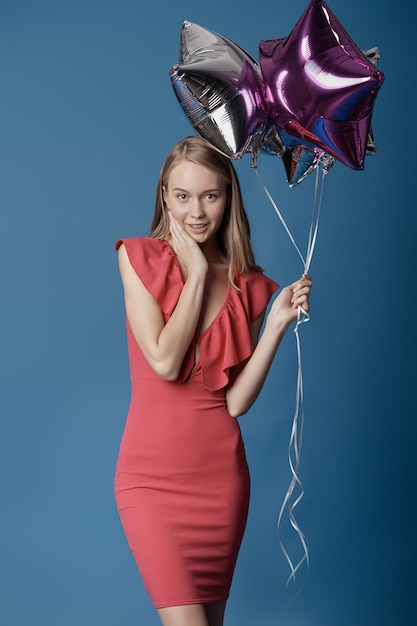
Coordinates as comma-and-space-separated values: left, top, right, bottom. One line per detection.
259, 0, 384, 169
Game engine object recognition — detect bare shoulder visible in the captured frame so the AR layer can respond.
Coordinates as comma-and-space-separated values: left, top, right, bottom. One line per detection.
117, 242, 132, 274
117, 242, 141, 292
117, 240, 126, 260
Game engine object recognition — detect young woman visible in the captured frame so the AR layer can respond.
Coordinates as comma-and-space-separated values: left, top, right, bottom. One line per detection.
114, 136, 312, 626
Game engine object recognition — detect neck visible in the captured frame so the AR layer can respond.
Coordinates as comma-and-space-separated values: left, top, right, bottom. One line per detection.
199, 239, 227, 264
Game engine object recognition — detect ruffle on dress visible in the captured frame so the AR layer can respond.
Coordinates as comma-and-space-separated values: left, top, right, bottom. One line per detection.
116, 237, 279, 391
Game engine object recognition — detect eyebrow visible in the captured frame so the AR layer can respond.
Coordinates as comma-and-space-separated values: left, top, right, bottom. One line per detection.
172, 187, 221, 193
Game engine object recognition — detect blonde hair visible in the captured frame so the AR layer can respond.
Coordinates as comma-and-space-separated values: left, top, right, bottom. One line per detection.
150, 136, 262, 288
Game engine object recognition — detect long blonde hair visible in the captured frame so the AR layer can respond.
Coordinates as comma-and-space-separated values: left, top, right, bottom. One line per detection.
150, 136, 262, 287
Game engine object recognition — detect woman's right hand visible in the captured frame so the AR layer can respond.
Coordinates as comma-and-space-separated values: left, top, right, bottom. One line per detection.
168, 212, 208, 280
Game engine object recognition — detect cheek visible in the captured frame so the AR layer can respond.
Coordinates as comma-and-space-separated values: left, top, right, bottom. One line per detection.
214, 204, 227, 225
169, 204, 187, 222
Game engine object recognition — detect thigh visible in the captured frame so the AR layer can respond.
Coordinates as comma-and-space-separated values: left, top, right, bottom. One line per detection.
157, 604, 209, 626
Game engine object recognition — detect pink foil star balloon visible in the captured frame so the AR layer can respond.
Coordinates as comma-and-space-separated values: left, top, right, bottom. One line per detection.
259, 0, 384, 169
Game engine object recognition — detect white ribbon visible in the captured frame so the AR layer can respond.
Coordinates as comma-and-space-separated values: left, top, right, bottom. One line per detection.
255, 158, 329, 599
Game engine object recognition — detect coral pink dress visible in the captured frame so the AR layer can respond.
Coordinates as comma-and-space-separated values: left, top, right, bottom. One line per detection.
114, 237, 278, 609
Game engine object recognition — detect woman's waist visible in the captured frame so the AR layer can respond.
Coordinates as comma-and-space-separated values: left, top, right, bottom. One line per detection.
119, 380, 242, 461
117, 410, 246, 474
129, 374, 226, 405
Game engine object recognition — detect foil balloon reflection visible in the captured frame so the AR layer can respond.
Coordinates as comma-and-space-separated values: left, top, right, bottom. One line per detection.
170, 21, 270, 161
169, 1, 384, 185
282, 146, 335, 187
259, 0, 384, 169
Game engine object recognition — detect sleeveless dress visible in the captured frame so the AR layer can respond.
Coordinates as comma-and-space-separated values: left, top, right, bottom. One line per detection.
114, 237, 278, 609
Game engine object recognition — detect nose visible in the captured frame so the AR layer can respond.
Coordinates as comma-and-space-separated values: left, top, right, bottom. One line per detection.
190, 199, 205, 218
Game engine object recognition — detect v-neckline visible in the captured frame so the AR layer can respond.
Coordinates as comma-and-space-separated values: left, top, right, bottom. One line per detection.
164, 240, 231, 334
198, 279, 231, 338
163, 240, 232, 361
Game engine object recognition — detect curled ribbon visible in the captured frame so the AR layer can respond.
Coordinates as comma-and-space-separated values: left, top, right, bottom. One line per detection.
255, 157, 329, 599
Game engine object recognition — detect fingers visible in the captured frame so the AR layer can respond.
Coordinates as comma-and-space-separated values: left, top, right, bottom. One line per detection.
168, 212, 208, 277
291, 292, 310, 310
168, 211, 185, 239
168, 212, 193, 251
290, 275, 312, 309
293, 275, 312, 292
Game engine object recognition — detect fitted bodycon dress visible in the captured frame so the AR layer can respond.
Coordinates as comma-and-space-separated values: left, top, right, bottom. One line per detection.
114, 236, 278, 609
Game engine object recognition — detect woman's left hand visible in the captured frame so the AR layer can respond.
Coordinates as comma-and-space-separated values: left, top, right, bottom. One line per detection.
268, 274, 313, 329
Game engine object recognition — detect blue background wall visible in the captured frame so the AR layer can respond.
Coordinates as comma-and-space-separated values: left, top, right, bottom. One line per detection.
1, 1, 415, 624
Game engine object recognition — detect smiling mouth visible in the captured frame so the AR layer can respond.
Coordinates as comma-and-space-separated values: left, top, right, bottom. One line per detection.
188, 224, 208, 230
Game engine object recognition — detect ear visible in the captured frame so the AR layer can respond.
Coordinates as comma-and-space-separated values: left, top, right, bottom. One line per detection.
162, 185, 168, 209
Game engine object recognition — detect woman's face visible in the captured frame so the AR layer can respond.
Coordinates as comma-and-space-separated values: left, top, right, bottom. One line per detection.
164, 160, 227, 247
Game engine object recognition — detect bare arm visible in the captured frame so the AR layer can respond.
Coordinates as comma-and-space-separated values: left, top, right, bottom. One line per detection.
225, 275, 312, 417
118, 216, 208, 380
